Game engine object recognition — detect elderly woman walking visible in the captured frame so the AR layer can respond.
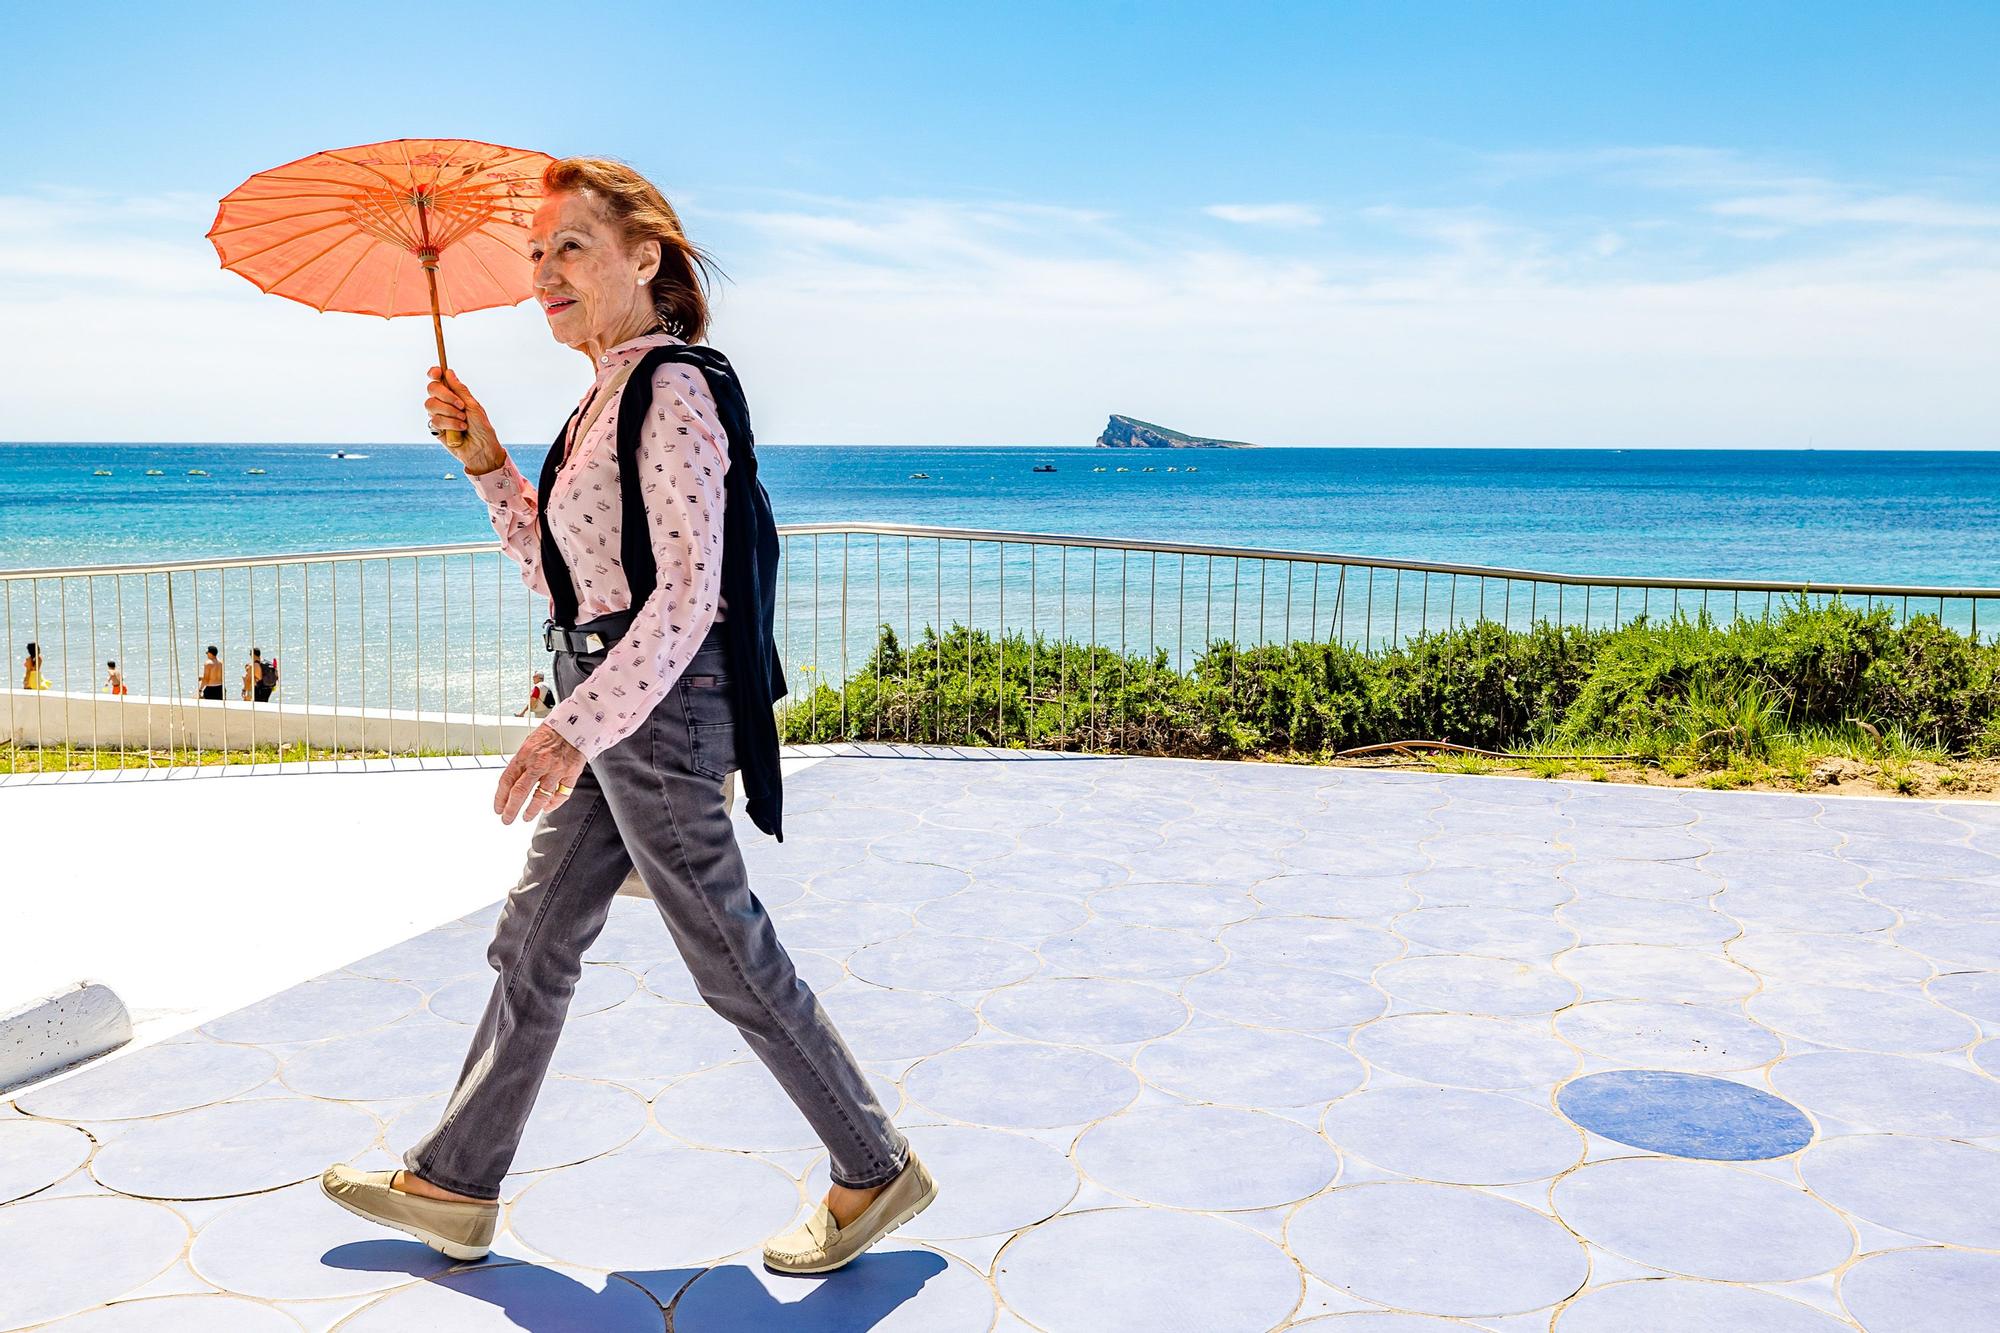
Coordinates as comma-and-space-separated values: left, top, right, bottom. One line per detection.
320, 157, 933, 1275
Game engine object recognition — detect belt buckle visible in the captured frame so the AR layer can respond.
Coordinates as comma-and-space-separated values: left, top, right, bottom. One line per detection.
542, 618, 558, 653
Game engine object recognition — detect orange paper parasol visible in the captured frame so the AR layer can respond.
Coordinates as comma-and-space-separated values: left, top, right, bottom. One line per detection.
207, 137, 555, 442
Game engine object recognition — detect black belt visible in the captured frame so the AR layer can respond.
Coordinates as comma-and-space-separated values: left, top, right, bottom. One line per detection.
544, 610, 635, 654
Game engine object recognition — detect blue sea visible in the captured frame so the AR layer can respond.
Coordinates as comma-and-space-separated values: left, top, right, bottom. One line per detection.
5, 443, 2000, 585
4, 443, 1997, 711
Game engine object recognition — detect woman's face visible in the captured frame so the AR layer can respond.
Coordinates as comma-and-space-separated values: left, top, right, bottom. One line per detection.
529, 190, 661, 351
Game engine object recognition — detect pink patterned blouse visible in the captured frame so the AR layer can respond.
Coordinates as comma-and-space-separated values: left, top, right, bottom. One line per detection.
470, 331, 730, 761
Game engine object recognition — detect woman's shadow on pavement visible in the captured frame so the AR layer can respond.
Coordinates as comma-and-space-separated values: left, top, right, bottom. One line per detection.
322, 1239, 955, 1329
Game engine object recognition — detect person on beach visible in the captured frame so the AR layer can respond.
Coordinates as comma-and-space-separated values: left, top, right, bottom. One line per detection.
196, 646, 224, 700
319, 156, 933, 1274
22, 643, 50, 690
103, 661, 127, 695
247, 648, 275, 702
513, 671, 554, 718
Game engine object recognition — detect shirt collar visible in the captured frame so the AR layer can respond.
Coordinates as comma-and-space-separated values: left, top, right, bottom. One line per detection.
596, 330, 685, 369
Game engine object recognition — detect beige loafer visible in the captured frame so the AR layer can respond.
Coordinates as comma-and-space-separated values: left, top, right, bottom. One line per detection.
764, 1152, 938, 1275
319, 1164, 497, 1262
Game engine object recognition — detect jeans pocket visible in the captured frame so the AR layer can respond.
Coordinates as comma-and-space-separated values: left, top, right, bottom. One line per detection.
681, 671, 738, 781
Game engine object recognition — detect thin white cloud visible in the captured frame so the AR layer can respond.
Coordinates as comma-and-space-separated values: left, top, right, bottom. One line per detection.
1204, 203, 1323, 227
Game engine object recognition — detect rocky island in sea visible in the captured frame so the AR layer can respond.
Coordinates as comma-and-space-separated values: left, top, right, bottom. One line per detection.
1095, 414, 1258, 448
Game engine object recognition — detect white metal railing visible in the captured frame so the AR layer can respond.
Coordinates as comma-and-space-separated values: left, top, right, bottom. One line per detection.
6, 524, 1996, 773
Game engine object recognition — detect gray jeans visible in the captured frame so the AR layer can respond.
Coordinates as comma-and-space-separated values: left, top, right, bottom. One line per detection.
404, 619, 909, 1198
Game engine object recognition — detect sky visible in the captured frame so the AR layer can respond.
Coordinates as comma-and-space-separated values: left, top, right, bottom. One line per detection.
3, 1, 1997, 447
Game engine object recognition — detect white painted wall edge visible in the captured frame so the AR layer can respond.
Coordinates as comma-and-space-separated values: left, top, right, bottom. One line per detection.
0, 981, 132, 1095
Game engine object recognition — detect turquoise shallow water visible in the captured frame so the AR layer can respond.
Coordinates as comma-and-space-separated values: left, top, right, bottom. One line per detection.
5, 443, 1999, 586
4, 443, 1996, 711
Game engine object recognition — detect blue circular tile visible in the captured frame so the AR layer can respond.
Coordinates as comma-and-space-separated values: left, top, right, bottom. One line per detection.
550, 999, 749, 1080
982, 977, 1187, 1045
1087, 881, 1260, 931
189, 1179, 459, 1300
1721, 883, 1897, 933
201, 977, 423, 1045
1354, 1013, 1580, 1090
1136, 1021, 1364, 1108
1556, 1000, 1783, 1073
916, 887, 1090, 938
1557, 1070, 1812, 1159
765, 896, 915, 952
1279, 835, 1430, 877
1840, 1247, 2000, 1333
1377, 954, 1577, 1016
0, 1117, 92, 1203
1802, 1134, 2000, 1249
1185, 959, 1385, 1030
1867, 876, 2000, 922
1771, 1052, 2000, 1137
336, 1267, 664, 1331
429, 963, 634, 1024
39, 1294, 305, 1331
1977, 1038, 1999, 1079
1555, 1278, 1852, 1331
1558, 945, 1756, 1004
1553, 1157, 1851, 1281
673, 1242, 997, 1330
1253, 874, 1419, 918
1557, 860, 1720, 901
91, 1097, 380, 1199
847, 931, 1039, 992
1556, 896, 1738, 946
279, 1017, 473, 1101
1395, 906, 1578, 959
803, 1123, 1077, 1241
927, 794, 1063, 831
1932, 969, 2000, 1022
509, 1140, 799, 1269
1077, 1104, 1339, 1209
1730, 933, 1933, 989
905, 1042, 1137, 1128
997, 1207, 1300, 1333
1702, 850, 1865, 890
1323, 1087, 1583, 1185
871, 823, 1017, 867
1898, 918, 2000, 969
0, 1196, 189, 1327
14, 1040, 279, 1121
1289, 1182, 1586, 1317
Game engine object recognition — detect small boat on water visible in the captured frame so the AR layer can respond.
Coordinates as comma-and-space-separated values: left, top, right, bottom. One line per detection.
1186, 465, 1198, 472
1166, 466, 1178, 472
443, 472, 458, 480
246, 467, 267, 475
1032, 463, 1057, 472
1092, 466, 1106, 472
1141, 466, 1156, 472
908, 471, 930, 479
92, 469, 112, 476
187, 469, 208, 476
328, 450, 370, 460
1114, 466, 1130, 472
144, 468, 164, 476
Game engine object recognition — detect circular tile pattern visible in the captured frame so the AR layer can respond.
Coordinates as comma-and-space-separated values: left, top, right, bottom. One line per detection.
1557, 860, 1720, 901
90, 1097, 379, 1199
1288, 1182, 1587, 1317
0, 1196, 189, 1327
1750, 983, 1981, 1055
916, 888, 1089, 938
1556, 1000, 1783, 1073
0, 1117, 93, 1203
1077, 1104, 1339, 1209
1377, 954, 1577, 1016
279, 1018, 475, 1101
847, 932, 1040, 992
1136, 1021, 1365, 1108
189, 1179, 458, 1300
1730, 932, 1934, 988
1039, 921, 1225, 980
1394, 906, 1578, 959
1801, 1134, 2000, 1248
342, 927, 492, 983
1557, 896, 1738, 946
13, 1040, 280, 1121
1557, 1070, 1813, 1160
809, 855, 970, 904
814, 983, 979, 1061
429, 964, 633, 1024
1559, 945, 1757, 1004
40, 1295, 305, 1331
982, 977, 1187, 1046
804, 1123, 1078, 1241
1839, 1247, 2000, 1333
672, 1242, 997, 1330
201, 977, 422, 1045
335, 1266, 664, 1331
905, 1042, 1137, 1128
1553, 1157, 1851, 1281
550, 1000, 747, 1080
997, 1207, 1300, 1333
1770, 1051, 2000, 1137
508, 1142, 799, 1269
1254, 874, 1419, 918
765, 898, 914, 951
1184, 959, 1385, 1030
652, 1061, 900, 1153
1555, 1278, 1853, 1331
1927, 969, 2000, 1022
1218, 917, 1406, 973
1405, 865, 1573, 912
1354, 1012, 1579, 1089
1323, 1086, 1583, 1184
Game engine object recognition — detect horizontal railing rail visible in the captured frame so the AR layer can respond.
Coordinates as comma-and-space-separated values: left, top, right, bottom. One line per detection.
5, 524, 1995, 773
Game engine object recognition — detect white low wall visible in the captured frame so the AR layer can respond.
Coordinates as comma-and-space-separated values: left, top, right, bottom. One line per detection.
1, 688, 534, 755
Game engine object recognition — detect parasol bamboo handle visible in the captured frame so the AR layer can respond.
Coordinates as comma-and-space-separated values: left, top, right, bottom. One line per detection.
421, 255, 464, 448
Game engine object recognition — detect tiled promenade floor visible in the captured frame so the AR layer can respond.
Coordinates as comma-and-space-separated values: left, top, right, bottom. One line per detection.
5, 746, 2000, 1330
